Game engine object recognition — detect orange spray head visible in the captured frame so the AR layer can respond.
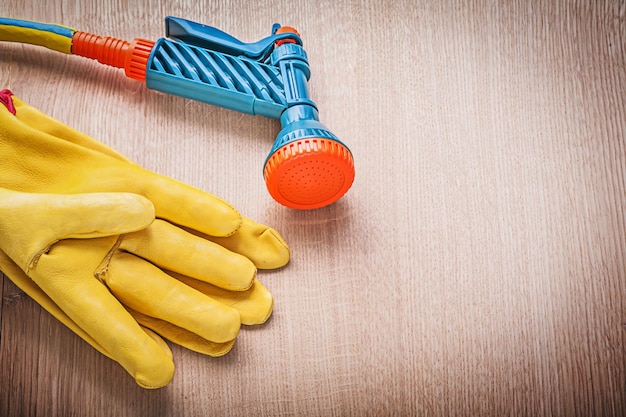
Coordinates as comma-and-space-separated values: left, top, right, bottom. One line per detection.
263, 106, 355, 210
264, 29, 354, 210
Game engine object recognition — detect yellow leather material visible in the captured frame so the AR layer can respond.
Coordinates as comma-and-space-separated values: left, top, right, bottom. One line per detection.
0, 248, 176, 367
0, 250, 114, 358
0, 189, 176, 389
126, 308, 237, 357
4, 95, 291, 268
120, 219, 256, 291
1, 98, 241, 237
206, 217, 291, 270
105, 251, 241, 344
174, 275, 275, 326
33, 236, 177, 389
0, 93, 291, 388
0, 188, 154, 272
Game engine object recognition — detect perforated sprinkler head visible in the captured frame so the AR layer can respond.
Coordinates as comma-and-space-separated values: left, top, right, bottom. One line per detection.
263, 106, 354, 210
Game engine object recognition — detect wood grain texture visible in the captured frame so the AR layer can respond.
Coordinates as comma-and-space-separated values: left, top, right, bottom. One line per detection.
1, 0, 624, 416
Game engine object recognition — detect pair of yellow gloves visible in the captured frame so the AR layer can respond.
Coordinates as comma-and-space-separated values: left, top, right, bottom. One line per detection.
0, 91, 290, 388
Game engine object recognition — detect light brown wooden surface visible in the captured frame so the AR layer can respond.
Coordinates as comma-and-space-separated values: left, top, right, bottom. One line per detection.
1, 1, 625, 416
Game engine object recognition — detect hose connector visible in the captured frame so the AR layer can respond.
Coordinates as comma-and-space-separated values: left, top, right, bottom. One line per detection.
72, 31, 154, 81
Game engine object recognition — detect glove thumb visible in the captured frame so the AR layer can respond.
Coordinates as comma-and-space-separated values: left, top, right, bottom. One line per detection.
0, 187, 155, 272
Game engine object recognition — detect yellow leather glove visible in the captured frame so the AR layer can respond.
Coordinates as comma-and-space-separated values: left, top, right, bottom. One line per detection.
0, 91, 290, 388
0, 188, 178, 387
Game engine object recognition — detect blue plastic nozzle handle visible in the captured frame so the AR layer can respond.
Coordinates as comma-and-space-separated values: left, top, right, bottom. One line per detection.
144, 17, 355, 209
164, 17, 301, 61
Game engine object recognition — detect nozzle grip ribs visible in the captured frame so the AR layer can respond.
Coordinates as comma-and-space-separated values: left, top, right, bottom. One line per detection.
146, 38, 287, 118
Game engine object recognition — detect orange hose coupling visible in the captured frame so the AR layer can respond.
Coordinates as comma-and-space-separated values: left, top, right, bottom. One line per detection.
71, 31, 155, 81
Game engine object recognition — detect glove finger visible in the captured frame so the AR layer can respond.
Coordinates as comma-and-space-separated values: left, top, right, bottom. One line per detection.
0, 249, 113, 360
127, 307, 236, 357
33, 238, 175, 389
0, 188, 154, 272
105, 252, 241, 344
138, 325, 174, 362
172, 272, 274, 325
204, 216, 290, 270
120, 219, 256, 291
137, 170, 242, 237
